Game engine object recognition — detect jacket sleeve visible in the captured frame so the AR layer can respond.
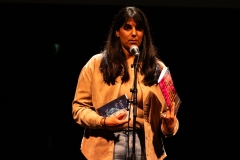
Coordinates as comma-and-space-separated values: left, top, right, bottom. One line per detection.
72, 56, 104, 129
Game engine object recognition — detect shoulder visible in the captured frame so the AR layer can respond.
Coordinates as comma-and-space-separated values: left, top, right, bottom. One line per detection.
88, 53, 103, 62
84, 53, 103, 67
79, 53, 103, 74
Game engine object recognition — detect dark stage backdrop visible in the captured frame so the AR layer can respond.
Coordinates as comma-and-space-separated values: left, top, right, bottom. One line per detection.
1, 2, 240, 160
1, 0, 240, 8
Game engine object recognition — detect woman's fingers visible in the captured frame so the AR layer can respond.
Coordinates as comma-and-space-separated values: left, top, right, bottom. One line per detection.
164, 102, 177, 132
116, 112, 127, 119
105, 112, 128, 126
116, 112, 129, 124
170, 102, 175, 116
166, 102, 175, 118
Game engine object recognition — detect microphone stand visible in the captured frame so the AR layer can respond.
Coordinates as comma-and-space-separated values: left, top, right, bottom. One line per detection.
130, 54, 140, 160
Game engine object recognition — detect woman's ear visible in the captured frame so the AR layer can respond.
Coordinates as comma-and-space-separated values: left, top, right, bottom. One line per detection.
116, 31, 119, 37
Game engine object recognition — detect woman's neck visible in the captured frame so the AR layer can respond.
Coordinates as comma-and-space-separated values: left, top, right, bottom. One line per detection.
126, 56, 135, 66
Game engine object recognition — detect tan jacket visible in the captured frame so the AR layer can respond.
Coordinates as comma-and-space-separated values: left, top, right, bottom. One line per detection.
72, 53, 179, 160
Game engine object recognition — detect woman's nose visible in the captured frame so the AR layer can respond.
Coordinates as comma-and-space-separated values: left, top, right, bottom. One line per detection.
131, 28, 136, 37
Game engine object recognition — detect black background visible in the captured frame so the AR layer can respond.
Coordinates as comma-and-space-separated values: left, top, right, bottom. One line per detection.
1, 1, 240, 160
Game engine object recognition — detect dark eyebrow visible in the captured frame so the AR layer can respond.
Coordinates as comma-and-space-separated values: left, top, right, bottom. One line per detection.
122, 23, 132, 29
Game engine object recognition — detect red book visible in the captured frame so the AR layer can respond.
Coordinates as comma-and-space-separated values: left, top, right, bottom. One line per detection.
158, 66, 181, 114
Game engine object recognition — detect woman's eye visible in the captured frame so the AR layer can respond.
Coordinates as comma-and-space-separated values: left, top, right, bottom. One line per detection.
123, 24, 132, 30
136, 26, 143, 31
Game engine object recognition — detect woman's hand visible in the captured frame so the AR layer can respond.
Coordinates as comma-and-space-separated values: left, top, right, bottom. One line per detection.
162, 102, 177, 133
101, 112, 129, 127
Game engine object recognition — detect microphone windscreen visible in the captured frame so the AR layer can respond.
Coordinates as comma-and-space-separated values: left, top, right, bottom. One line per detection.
129, 45, 140, 55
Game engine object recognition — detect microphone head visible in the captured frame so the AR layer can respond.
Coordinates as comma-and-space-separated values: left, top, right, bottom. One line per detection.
129, 45, 140, 56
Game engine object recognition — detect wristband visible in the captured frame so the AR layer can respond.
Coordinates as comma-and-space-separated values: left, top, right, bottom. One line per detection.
104, 118, 107, 129
102, 117, 106, 129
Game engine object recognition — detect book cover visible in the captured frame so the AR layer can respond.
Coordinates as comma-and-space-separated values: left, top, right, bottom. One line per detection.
97, 94, 130, 120
158, 66, 181, 114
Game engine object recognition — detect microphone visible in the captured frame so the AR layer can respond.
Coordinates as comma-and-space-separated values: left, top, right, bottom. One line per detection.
129, 45, 140, 56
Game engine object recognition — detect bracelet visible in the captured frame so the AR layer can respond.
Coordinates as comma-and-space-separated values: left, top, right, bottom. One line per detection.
103, 118, 106, 129
102, 117, 106, 129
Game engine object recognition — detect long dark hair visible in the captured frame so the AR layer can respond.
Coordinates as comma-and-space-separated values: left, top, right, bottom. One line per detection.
100, 6, 161, 86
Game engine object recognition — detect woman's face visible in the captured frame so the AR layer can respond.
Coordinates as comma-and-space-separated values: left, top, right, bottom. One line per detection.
116, 18, 144, 56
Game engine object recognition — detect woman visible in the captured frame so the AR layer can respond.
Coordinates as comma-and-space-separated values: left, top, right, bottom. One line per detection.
72, 6, 179, 160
